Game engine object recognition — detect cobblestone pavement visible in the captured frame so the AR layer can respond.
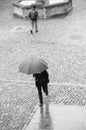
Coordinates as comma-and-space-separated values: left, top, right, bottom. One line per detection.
0, 0, 86, 130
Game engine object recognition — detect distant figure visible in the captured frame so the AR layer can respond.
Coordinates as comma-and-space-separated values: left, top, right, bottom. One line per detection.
33, 70, 49, 106
28, 5, 38, 34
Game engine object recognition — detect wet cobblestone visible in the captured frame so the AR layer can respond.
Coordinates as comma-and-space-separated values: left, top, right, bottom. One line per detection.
0, 81, 86, 130
1, 0, 86, 129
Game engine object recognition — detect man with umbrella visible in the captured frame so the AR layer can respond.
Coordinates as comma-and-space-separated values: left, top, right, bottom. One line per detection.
19, 58, 49, 107
33, 70, 49, 107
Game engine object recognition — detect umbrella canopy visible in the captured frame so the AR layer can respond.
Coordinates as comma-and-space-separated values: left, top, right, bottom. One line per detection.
19, 58, 48, 75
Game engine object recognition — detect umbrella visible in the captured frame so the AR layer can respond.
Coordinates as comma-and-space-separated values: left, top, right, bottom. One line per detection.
19, 58, 48, 75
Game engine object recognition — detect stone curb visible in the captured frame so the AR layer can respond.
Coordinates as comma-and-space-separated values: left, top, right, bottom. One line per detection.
22, 104, 38, 130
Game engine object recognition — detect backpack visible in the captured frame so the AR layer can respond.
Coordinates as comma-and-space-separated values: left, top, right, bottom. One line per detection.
29, 10, 38, 20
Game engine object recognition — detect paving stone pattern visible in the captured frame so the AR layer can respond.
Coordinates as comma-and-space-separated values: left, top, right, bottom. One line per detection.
0, 82, 86, 130
0, 0, 86, 130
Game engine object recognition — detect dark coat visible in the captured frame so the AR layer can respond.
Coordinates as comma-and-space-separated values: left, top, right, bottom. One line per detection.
29, 9, 38, 21
33, 70, 49, 85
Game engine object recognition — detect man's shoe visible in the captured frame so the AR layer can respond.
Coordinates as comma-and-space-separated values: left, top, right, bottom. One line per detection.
35, 30, 38, 33
46, 93, 48, 96
30, 30, 33, 34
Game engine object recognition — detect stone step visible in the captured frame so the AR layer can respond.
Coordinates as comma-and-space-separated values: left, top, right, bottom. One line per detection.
24, 103, 86, 130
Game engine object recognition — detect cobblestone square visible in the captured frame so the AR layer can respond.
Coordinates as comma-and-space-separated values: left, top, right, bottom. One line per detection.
0, 0, 86, 130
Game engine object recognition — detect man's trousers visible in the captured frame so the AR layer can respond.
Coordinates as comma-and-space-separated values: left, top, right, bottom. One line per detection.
36, 82, 48, 104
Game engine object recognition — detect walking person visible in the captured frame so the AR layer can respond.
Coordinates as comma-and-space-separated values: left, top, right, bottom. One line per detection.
33, 70, 49, 107
28, 5, 38, 34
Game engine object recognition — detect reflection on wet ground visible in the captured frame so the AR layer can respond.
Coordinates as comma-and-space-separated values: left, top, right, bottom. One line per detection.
1, 0, 86, 129
39, 102, 53, 130
26, 102, 54, 130
26, 103, 86, 130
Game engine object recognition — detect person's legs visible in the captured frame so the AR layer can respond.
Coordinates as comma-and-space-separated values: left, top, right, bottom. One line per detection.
42, 83, 48, 96
42, 84, 49, 103
36, 83, 43, 106
31, 20, 34, 34
35, 20, 38, 32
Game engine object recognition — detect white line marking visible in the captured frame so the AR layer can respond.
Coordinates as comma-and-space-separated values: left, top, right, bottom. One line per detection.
11, 26, 31, 32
